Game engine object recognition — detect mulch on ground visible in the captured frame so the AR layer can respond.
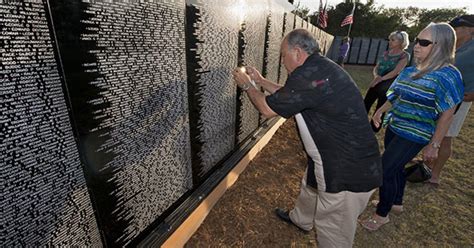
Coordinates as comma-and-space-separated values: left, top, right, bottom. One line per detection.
186, 102, 473, 248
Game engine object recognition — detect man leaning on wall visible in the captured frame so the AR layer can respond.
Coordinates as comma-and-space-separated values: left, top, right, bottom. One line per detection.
232, 28, 382, 248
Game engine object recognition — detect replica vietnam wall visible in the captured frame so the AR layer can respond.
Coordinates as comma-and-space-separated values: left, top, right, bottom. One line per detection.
0, 0, 334, 246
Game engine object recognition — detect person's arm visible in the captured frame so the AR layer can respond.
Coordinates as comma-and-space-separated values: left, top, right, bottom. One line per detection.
371, 101, 392, 128
370, 57, 408, 88
464, 92, 474, 102
379, 57, 408, 81
369, 63, 382, 88
232, 68, 277, 118
422, 107, 456, 162
245, 87, 278, 118
372, 63, 379, 78
245, 66, 282, 94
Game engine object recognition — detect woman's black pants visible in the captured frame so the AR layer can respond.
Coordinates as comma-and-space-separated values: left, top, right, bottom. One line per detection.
364, 77, 396, 132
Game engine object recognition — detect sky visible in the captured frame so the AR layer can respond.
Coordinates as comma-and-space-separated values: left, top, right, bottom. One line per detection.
297, 0, 473, 14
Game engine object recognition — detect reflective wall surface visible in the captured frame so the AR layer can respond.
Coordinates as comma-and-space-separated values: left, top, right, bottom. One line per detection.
1, 1, 102, 246
185, 0, 239, 179
1, 0, 333, 246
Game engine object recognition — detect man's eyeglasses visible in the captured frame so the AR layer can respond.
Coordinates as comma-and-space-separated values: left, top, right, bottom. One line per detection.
414, 38, 434, 47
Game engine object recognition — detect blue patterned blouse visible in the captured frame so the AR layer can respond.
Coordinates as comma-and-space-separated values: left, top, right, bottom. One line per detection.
384, 65, 464, 144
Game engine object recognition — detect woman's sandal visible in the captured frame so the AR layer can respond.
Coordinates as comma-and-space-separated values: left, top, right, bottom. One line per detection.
359, 215, 390, 231
423, 179, 440, 188
371, 200, 403, 214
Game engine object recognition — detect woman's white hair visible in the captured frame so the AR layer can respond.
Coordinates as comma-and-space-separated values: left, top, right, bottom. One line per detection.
413, 23, 456, 79
389, 31, 409, 50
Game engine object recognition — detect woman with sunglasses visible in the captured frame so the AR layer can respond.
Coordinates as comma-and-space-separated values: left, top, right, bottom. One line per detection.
360, 23, 464, 231
363, 31, 410, 132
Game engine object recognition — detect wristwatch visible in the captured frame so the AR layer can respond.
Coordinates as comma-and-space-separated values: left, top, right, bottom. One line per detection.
240, 83, 251, 91
249, 79, 257, 88
430, 141, 441, 149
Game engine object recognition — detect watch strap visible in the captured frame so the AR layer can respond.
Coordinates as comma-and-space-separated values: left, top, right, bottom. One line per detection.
240, 83, 251, 91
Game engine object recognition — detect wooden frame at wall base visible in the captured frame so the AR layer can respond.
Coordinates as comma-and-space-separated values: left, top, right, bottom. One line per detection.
161, 117, 286, 248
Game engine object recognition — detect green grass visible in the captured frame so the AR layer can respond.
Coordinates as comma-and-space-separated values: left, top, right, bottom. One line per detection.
346, 65, 374, 93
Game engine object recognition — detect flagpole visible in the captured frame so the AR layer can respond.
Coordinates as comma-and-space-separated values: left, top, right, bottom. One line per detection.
346, 2, 356, 37
347, 22, 353, 37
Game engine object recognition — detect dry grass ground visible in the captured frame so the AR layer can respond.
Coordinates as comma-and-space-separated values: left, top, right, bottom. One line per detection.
186, 65, 473, 247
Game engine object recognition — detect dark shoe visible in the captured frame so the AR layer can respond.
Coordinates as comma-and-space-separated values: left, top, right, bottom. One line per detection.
274, 208, 309, 233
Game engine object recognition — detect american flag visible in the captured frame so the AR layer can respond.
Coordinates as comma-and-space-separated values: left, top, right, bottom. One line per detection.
318, 0, 328, 29
340, 14, 353, 27
340, 4, 355, 27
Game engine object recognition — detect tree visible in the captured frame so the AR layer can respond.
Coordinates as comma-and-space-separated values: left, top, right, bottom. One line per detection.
325, 1, 386, 37
292, 5, 311, 19
290, 0, 468, 39
407, 8, 467, 38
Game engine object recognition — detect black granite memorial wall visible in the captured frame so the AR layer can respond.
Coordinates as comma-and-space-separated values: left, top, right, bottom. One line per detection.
263, 3, 284, 85
1, 0, 333, 246
185, 0, 239, 181
327, 36, 392, 65
278, 12, 296, 84
236, 0, 267, 143
1, 0, 101, 246
48, 0, 192, 246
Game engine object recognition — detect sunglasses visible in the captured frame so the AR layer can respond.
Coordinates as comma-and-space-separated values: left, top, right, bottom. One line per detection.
414, 38, 434, 47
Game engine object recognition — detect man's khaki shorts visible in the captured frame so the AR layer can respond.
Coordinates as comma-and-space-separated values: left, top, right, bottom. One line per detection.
446, 101, 472, 137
